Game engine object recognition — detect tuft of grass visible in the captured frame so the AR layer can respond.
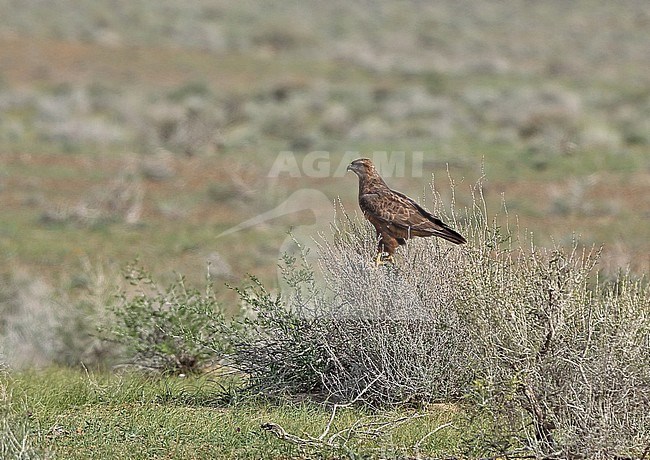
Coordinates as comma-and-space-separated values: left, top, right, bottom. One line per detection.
0, 369, 48, 459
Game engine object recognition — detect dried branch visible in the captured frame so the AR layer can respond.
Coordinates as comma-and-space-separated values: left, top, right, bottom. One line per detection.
413, 421, 454, 449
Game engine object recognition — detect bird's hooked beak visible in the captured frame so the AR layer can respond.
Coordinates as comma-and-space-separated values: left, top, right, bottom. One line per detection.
347, 159, 369, 176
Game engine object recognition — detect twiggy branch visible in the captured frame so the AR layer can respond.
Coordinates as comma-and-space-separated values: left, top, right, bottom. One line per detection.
414, 421, 454, 449
318, 374, 382, 441
261, 422, 321, 447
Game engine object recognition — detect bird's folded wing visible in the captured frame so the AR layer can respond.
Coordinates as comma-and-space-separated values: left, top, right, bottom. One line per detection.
360, 190, 439, 232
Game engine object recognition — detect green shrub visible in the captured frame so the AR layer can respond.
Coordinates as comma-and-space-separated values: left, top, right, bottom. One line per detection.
105, 264, 225, 375
224, 283, 324, 396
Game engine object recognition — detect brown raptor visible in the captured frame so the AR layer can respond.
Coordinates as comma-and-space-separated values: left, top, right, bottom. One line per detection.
347, 158, 466, 263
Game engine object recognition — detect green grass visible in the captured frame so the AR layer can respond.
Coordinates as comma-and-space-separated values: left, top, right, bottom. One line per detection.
4, 368, 466, 459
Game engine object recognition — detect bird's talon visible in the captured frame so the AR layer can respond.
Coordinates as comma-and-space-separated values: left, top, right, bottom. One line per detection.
375, 253, 385, 266
375, 252, 394, 266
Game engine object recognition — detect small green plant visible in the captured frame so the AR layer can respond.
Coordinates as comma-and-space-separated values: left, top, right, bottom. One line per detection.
221, 254, 333, 398
105, 263, 225, 375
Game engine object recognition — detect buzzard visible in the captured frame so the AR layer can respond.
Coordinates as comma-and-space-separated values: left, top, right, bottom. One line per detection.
347, 158, 466, 264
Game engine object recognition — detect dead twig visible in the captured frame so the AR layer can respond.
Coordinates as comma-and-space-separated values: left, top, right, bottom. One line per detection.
318, 374, 381, 443
260, 422, 321, 447
413, 421, 454, 449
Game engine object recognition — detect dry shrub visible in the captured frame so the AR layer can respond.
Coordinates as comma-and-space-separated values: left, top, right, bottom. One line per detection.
40, 172, 143, 227
55, 259, 123, 367
314, 210, 475, 404
460, 240, 650, 458
0, 261, 124, 370
220, 190, 477, 405
0, 273, 59, 369
218, 182, 650, 458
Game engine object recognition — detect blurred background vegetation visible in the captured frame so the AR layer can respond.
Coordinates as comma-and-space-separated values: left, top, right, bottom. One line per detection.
0, 0, 649, 367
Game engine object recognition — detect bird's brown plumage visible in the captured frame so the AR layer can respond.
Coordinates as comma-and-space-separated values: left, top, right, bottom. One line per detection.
347, 158, 466, 258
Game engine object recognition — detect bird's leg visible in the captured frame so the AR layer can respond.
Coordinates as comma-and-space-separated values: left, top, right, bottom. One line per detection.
375, 238, 387, 266
375, 237, 397, 266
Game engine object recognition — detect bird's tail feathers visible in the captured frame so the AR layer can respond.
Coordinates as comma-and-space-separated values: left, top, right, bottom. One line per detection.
435, 226, 467, 245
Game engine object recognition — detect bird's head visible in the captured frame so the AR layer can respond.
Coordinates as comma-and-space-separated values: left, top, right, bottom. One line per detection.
346, 158, 376, 178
